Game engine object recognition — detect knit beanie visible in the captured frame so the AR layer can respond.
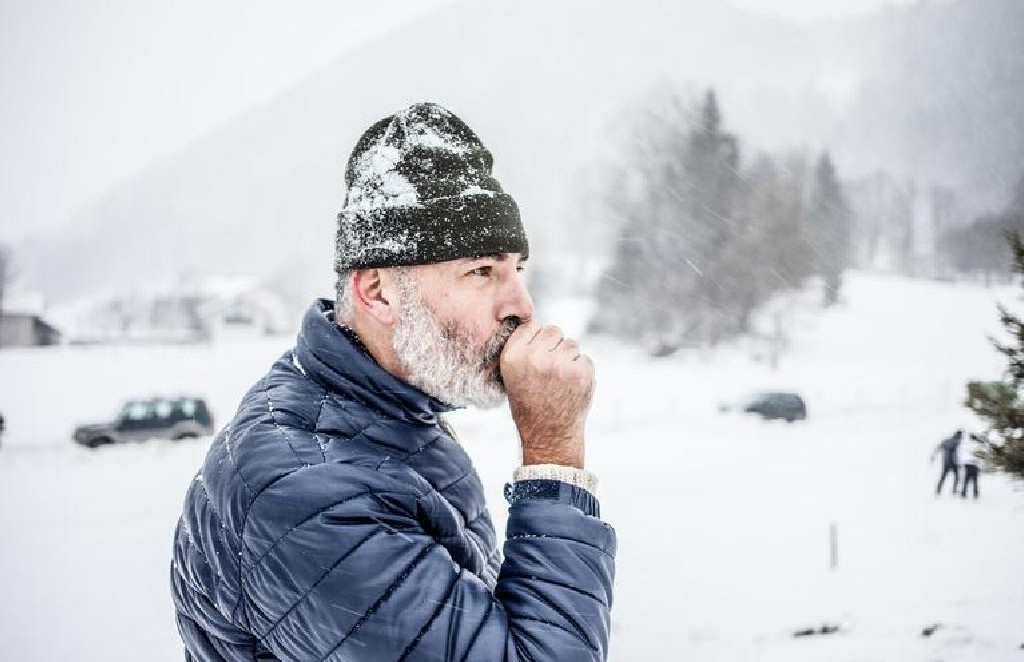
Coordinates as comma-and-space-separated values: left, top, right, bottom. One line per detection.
335, 102, 528, 272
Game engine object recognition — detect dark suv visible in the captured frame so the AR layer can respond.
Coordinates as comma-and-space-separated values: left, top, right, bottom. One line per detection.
73, 396, 214, 448
721, 391, 808, 423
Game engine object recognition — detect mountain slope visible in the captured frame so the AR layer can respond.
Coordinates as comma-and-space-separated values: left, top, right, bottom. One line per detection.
23, 0, 1023, 308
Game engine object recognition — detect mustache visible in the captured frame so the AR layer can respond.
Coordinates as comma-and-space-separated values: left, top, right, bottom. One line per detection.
482, 317, 522, 383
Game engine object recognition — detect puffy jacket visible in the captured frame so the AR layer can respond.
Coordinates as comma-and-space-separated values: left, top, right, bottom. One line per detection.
934, 432, 961, 466
171, 299, 616, 661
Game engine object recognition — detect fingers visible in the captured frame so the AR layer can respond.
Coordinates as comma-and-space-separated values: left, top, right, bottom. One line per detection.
528, 324, 563, 351
504, 320, 540, 350
502, 322, 590, 366
503, 322, 559, 355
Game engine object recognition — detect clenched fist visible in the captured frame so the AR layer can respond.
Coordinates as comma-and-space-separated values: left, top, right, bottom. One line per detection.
499, 322, 595, 469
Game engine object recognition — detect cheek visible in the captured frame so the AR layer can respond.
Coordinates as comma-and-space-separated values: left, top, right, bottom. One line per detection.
448, 298, 497, 345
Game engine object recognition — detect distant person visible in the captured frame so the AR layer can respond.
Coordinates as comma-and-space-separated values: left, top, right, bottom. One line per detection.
960, 432, 983, 499
169, 103, 615, 660
0, 411, 4, 449
931, 429, 963, 495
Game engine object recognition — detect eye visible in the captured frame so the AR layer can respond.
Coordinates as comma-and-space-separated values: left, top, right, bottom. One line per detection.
516, 264, 526, 273
469, 266, 492, 277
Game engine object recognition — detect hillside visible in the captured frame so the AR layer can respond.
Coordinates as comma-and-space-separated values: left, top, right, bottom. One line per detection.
23, 0, 1024, 309
1, 272, 1022, 659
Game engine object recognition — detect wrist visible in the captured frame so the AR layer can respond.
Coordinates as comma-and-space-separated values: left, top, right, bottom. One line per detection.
522, 447, 584, 469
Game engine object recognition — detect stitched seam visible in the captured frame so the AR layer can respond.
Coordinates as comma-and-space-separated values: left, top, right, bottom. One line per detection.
243, 490, 376, 573
507, 534, 613, 558
313, 390, 329, 427
242, 425, 387, 515
222, 422, 255, 497
503, 574, 608, 607
263, 380, 311, 468
437, 469, 471, 493
397, 567, 461, 661
400, 432, 444, 462
319, 543, 437, 661
458, 597, 494, 662
297, 334, 431, 424
227, 381, 273, 624
511, 627, 535, 662
517, 585, 598, 652
258, 528, 383, 639
174, 534, 214, 604
513, 617, 587, 654
468, 527, 502, 586
232, 375, 300, 625
458, 526, 495, 585
312, 390, 329, 463
190, 479, 241, 579
239, 467, 303, 523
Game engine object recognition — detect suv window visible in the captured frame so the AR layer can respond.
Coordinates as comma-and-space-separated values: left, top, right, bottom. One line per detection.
178, 399, 197, 417
123, 400, 153, 420
154, 399, 174, 419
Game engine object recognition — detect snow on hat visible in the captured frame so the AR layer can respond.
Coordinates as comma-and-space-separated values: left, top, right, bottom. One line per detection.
335, 102, 528, 272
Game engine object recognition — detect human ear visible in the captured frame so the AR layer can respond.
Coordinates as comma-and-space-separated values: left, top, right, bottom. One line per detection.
351, 268, 399, 326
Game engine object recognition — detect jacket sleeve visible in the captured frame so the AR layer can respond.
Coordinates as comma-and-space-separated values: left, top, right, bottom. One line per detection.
241, 464, 616, 661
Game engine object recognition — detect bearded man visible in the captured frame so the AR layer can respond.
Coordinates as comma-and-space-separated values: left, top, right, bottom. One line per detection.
170, 102, 616, 661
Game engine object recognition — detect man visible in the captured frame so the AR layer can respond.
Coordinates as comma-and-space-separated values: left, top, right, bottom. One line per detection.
171, 102, 616, 661
931, 429, 962, 496
959, 431, 982, 499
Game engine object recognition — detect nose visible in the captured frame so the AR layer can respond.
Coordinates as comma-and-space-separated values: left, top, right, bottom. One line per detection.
498, 269, 534, 324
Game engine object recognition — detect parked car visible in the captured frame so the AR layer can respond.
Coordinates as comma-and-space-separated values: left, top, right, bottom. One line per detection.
720, 391, 807, 422
73, 396, 214, 448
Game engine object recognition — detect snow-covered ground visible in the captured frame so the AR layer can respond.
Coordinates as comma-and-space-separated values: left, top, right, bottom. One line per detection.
1, 272, 1022, 661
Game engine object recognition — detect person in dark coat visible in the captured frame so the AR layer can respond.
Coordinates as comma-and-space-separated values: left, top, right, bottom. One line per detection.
931, 429, 963, 495
171, 102, 616, 661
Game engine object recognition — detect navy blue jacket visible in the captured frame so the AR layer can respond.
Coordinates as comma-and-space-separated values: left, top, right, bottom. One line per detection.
171, 300, 616, 661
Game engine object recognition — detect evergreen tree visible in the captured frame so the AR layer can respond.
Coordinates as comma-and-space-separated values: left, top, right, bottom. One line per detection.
940, 173, 1024, 283
683, 90, 743, 344
589, 87, 814, 351
809, 153, 851, 306
717, 154, 806, 334
965, 230, 1024, 479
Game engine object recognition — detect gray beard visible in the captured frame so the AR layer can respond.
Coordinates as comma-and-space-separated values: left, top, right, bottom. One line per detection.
391, 272, 517, 409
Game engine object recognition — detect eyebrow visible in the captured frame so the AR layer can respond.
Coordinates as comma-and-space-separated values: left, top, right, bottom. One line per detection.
460, 253, 529, 263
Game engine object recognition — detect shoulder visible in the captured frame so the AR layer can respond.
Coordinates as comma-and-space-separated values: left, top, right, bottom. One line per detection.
200, 353, 429, 524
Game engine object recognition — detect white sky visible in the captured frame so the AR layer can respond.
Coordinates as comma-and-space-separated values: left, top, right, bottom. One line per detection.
731, 0, 915, 23
0, 0, 916, 243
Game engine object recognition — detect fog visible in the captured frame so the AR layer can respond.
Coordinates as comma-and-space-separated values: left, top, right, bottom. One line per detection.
7, 0, 1019, 314
2, 1, 1024, 659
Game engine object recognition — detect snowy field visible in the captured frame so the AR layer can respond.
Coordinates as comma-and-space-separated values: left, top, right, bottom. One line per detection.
1, 272, 1023, 661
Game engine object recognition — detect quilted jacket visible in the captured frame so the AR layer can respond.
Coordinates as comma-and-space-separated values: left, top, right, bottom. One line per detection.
171, 299, 617, 661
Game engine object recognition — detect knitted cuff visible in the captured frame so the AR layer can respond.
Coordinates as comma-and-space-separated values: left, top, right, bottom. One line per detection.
513, 464, 598, 495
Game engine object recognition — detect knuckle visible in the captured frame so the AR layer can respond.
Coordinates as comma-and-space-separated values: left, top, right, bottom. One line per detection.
539, 325, 563, 340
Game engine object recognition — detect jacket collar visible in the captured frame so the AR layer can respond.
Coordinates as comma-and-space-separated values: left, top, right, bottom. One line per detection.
294, 299, 456, 424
